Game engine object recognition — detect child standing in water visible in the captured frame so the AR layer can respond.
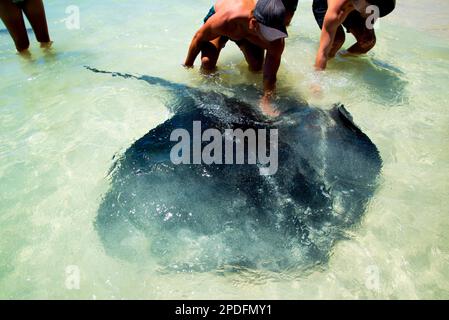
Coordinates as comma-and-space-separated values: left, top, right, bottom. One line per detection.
0, 0, 51, 53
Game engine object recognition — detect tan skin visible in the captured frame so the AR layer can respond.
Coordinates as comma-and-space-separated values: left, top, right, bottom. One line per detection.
315, 0, 376, 71
0, 0, 51, 54
184, 0, 294, 117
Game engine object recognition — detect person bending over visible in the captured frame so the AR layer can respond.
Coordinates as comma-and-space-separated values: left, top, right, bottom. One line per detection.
184, 0, 298, 116
313, 0, 395, 70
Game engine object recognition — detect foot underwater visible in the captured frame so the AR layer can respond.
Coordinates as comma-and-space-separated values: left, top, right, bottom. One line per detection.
89, 67, 382, 273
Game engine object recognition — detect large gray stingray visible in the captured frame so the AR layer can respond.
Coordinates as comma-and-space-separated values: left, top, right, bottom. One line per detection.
88, 67, 382, 273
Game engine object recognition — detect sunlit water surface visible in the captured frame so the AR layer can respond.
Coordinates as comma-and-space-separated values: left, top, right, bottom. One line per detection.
0, 0, 448, 299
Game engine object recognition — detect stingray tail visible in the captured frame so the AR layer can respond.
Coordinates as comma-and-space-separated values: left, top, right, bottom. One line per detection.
84, 66, 188, 92
84, 66, 139, 80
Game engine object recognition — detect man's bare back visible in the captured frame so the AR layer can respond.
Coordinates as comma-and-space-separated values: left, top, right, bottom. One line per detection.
212, 0, 271, 48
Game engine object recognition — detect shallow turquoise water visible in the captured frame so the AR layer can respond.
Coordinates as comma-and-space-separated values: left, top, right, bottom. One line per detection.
0, 0, 449, 299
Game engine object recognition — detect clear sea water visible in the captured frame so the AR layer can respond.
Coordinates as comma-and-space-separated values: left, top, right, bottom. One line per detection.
0, 0, 448, 299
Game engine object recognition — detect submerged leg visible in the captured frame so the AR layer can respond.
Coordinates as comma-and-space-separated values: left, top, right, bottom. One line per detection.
0, 0, 30, 52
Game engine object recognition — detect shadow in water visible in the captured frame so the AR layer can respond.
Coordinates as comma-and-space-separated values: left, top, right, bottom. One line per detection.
331, 55, 408, 105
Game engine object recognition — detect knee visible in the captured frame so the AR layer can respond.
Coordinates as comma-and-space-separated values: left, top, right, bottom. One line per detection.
359, 35, 376, 52
201, 56, 216, 71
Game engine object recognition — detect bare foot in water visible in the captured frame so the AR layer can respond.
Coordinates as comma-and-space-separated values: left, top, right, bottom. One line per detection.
260, 96, 280, 118
40, 41, 53, 49
18, 49, 32, 60
310, 83, 324, 99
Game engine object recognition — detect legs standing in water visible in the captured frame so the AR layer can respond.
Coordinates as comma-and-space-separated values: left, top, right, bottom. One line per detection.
0, 0, 51, 53
22, 0, 51, 47
0, 0, 30, 52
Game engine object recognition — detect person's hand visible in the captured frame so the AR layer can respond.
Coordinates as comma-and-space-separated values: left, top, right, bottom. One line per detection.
310, 83, 322, 94
310, 83, 324, 99
310, 71, 324, 98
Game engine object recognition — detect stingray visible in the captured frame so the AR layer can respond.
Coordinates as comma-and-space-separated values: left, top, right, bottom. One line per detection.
87, 67, 382, 273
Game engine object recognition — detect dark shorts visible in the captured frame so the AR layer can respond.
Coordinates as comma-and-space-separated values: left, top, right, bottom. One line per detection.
11, 0, 26, 8
203, 6, 216, 24
203, 6, 245, 47
312, 0, 366, 33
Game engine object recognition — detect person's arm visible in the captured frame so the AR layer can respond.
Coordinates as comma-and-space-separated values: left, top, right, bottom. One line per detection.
314, 1, 348, 70
260, 39, 284, 117
263, 39, 284, 98
184, 17, 222, 67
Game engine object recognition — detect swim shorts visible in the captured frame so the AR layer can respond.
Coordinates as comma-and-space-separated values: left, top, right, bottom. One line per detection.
203, 6, 216, 24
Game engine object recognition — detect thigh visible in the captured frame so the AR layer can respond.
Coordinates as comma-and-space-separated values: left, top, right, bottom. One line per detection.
343, 11, 375, 43
22, 0, 50, 42
236, 40, 264, 72
0, 0, 29, 50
